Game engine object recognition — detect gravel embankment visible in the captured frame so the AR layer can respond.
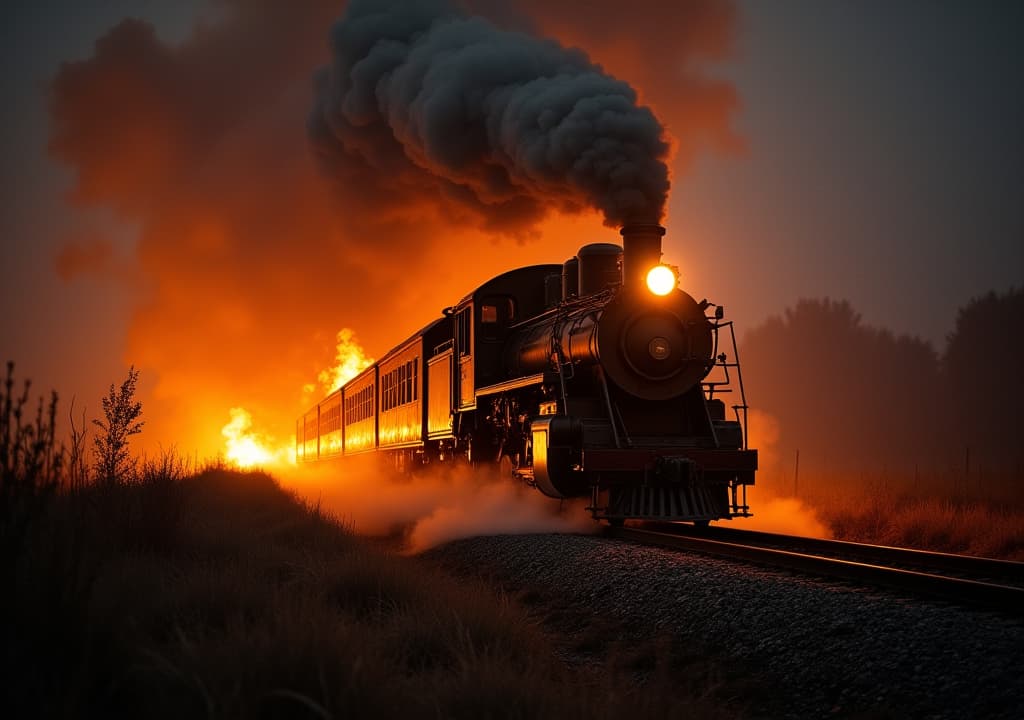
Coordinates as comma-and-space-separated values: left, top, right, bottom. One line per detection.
424, 533, 1024, 719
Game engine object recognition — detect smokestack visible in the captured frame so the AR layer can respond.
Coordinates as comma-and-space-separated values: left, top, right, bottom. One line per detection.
620, 224, 665, 289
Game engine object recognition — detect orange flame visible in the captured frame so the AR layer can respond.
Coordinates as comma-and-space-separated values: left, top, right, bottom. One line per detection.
317, 328, 374, 395
221, 328, 372, 466
221, 407, 293, 469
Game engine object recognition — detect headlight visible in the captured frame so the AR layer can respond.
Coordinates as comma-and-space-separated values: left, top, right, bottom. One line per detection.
645, 265, 677, 296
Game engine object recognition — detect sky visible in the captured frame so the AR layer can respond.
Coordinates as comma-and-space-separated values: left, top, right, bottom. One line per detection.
1, 0, 1021, 458
672, 2, 1022, 347
1, 0, 206, 417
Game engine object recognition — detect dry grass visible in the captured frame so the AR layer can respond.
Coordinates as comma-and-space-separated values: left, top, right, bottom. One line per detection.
788, 474, 1024, 560
754, 460, 1024, 560
823, 492, 1024, 560
3, 467, 736, 719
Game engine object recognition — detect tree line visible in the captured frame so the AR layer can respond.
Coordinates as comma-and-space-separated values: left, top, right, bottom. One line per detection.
739, 287, 1023, 494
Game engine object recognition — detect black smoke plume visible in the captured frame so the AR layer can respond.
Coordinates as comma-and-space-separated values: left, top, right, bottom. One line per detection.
308, 0, 671, 229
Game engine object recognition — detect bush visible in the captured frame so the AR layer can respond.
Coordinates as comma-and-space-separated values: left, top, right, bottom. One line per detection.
92, 366, 143, 484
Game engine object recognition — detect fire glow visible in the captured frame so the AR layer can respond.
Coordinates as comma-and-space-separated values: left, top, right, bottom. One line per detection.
220, 328, 373, 469
46, 2, 739, 466
221, 407, 292, 469
316, 328, 374, 395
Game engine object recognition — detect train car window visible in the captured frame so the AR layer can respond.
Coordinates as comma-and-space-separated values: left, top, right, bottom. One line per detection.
401, 362, 407, 404
344, 382, 379, 422
481, 304, 498, 323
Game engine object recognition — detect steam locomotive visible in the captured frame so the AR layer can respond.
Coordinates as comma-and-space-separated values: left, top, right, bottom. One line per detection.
297, 225, 756, 525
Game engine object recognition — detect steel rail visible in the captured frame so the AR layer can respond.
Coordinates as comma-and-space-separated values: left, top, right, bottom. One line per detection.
645, 523, 1024, 583
608, 526, 1024, 616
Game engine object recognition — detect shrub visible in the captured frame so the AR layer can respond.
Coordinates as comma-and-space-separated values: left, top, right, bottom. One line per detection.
92, 366, 143, 483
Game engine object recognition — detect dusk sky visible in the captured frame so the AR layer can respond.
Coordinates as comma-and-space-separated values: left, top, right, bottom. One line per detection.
2, 1, 1021, 457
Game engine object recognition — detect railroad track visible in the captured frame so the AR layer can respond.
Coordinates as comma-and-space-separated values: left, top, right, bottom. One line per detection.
607, 523, 1024, 616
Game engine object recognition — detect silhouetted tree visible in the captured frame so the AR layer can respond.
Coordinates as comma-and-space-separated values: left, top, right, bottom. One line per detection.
92, 367, 144, 483
741, 299, 940, 480
942, 287, 1024, 471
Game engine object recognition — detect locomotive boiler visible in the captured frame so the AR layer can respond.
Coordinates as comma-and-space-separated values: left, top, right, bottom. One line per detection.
298, 225, 756, 525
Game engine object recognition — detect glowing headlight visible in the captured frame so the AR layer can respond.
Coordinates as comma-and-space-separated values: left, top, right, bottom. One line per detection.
645, 265, 677, 296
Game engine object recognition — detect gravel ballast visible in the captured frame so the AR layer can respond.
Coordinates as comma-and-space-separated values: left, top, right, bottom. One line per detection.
425, 533, 1024, 719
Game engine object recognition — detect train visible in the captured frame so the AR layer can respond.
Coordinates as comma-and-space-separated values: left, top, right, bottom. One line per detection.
297, 224, 756, 525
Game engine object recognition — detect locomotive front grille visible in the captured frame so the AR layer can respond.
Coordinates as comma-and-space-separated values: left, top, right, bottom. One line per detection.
600, 483, 729, 522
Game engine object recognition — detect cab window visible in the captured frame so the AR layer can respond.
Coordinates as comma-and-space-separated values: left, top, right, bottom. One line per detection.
480, 296, 515, 340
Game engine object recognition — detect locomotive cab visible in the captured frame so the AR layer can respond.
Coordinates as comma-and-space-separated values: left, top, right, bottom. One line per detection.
426, 265, 561, 460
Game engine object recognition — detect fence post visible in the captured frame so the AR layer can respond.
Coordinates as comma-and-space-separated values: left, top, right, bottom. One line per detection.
794, 449, 801, 498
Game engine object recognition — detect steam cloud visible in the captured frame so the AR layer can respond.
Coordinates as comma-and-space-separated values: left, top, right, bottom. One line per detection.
309, 0, 672, 229
283, 457, 595, 553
